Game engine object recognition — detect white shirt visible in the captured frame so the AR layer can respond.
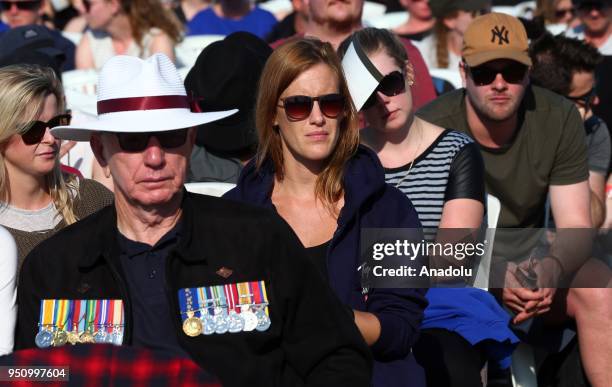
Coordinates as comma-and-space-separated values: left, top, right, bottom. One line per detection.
0, 226, 17, 355
565, 26, 612, 55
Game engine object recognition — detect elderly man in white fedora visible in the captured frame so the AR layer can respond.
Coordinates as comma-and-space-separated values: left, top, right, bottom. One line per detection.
14, 53, 372, 387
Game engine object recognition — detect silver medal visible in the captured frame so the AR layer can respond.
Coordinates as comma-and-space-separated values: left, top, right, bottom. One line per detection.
213, 307, 229, 334
240, 305, 258, 332
228, 310, 244, 333
255, 306, 271, 332
202, 313, 216, 335
35, 329, 53, 348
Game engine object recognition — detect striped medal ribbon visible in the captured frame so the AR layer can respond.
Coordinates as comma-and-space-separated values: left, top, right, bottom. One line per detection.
35, 300, 55, 348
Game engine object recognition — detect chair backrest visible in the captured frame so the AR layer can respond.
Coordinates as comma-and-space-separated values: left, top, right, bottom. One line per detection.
364, 11, 408, 29
428, 68, 463, 90
62, 69, 99, 96
473, 194, 501, 289
363, 1, 387, 20
259, 0, 292, 19
175, 35, 225, 70
62, 69, 99, 116
184, 182, 236, 197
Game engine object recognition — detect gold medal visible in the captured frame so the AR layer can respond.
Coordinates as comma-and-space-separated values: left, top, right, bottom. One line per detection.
183, 315, 203, 337
79, 331, 95, 343
67, 330, 80, 345
53, 330, 68, 346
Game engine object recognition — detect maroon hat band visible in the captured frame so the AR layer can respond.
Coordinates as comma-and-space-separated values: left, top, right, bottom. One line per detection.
97, 95, 190, 115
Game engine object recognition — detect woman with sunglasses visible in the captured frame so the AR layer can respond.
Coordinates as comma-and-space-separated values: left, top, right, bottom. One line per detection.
75, 0, 183, 70
0, 65, 113, 269
413, 0, 489, 70
534, 0, 579, 28
339, 28, 519, 387
225, 38, 428, 387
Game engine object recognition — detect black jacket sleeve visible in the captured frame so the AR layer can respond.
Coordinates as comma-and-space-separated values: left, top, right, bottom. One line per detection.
270, 216, 373, 386
14, 248, 44, 350
444, 142, 485, 204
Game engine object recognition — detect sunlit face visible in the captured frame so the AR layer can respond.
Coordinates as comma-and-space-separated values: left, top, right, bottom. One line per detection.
568, 70, 598, 120
362, 50, 413, 134
308, 0, 363, 27
577, 1, 612, 34
91, 129, 195, 208
553, 0, 576, 24
275, 63, 342, 168
2, 94, 61, 179
399, 0, 432, 20
3, 0, 42, 27
461, 59, 529, 122
447, 9, 480, 35
83, 0, 116, 30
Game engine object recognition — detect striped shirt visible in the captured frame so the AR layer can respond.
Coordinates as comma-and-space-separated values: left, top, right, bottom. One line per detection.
385, 129, 475, 231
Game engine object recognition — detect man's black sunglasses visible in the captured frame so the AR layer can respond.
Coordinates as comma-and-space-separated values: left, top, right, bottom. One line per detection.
0, 0, 41, 11
115, 129, 188, 152
362, 71, 406, 110
466, 62, 528, 86
20, 114, 71, 145
567, 88, 596, 109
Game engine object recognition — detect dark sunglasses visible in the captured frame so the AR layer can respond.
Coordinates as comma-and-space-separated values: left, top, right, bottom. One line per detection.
20, 114, 71, 145
577, 1, 608, 12
362, 71, 406, 110
0, 0, 40, 11
278, 93, 344, 121
114, 129, 188, 152
554, 7, 575, 18
567, 88, 596, 108
467, 62, 528, 86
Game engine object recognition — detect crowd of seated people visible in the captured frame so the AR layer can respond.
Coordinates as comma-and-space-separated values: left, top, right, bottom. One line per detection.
0, 0, 611, 386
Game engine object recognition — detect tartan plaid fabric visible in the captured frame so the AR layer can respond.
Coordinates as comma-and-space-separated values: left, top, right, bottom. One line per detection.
0, 344, 220, 387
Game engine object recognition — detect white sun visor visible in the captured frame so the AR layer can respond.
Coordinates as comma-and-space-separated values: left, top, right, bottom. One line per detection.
341, 40, 384, 111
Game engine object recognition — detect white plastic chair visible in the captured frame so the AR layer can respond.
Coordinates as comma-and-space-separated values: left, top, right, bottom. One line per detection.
259, 0, 292, 19
364, 11, 409, 29
62, 69, 99, 116
473, 194, 501, 290
62, 69, 99, 96
184, 182, 236, 197
175, 35, 225, 70
429, 68, 463, 90
362, 1, 387, 20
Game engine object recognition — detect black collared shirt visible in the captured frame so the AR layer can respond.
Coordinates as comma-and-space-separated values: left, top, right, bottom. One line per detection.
117, 223, 188, 358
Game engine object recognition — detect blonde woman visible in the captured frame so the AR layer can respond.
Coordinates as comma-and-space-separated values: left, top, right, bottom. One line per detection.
0, 65, 113, 267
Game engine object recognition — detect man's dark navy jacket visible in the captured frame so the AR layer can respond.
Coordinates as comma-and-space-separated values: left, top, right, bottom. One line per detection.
15, 192, 372, 386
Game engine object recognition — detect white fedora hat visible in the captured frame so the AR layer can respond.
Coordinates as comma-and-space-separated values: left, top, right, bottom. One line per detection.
51, 53, 238, 141
341, 39, 384, 111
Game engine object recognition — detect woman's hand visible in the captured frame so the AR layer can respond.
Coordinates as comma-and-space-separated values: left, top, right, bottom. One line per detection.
353, 310, 381, 346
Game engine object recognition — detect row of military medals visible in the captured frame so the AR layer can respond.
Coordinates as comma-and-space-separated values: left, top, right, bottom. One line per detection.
36, 299, 124, 348
180, 281, 271, 337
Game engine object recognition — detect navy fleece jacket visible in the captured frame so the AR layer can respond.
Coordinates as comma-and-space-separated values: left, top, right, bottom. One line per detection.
225, 145, 429, 386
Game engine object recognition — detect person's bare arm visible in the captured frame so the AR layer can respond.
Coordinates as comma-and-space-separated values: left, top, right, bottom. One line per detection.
149, 33, 176, 63
76, 33, 95, 70
589, 171, 606, 228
